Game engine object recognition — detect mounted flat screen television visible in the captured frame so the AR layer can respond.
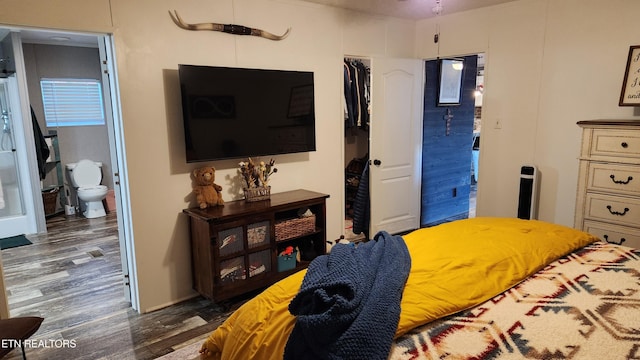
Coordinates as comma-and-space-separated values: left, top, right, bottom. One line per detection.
178, 64, 316, 162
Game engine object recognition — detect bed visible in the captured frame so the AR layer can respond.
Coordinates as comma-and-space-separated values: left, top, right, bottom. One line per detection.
198, 217, 640, 359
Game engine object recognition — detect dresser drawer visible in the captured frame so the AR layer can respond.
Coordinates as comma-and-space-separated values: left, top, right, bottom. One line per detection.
590, 129, 640, 159
585, 193, 640, 227
583, 220, 640, 249
587, 162, 640, 196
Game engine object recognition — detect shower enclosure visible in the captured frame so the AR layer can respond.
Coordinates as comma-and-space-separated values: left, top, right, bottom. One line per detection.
0, 78, 24, 219
0, 31, 40, 238
0, 77, 35, 238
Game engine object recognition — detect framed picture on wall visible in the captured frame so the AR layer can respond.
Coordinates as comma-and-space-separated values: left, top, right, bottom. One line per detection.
437, 58, 465, 106
619, 45, 640, 106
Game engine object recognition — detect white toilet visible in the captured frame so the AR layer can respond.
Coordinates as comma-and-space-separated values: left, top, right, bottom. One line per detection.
66, 160, 108, 218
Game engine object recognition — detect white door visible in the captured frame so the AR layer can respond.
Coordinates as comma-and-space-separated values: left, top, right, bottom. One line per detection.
369, 58, 424, 235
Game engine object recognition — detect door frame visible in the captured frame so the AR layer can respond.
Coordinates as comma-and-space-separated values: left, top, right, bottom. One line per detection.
0, 27, 139, 311
98, 35, 138, 307
421, 54, 482, 225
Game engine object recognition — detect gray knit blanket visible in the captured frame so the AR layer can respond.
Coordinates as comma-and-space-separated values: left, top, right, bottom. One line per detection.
284, 231, 411, 360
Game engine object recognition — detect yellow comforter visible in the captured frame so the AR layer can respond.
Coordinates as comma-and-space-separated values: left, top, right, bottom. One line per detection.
200, 217, 598, 360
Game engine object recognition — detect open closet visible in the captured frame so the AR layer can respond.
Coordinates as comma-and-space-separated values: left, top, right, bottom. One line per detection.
343, 57, 370, 242
342, 56, 423, 240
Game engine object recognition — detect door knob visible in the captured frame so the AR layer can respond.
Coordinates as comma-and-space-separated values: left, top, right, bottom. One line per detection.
373, 159, 382, 166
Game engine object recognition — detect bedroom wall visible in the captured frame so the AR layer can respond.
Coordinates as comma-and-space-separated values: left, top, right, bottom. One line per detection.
0, 0, 112, 32
0, 0, 416, 312
416, 0, 640, 226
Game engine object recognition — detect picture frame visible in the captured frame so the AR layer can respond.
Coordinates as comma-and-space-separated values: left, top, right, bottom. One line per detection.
437, 58, 465, 106
619, 45, 640, 106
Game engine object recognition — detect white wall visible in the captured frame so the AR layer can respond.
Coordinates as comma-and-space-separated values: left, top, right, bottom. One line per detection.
111, 0, 415, 311
0, 0, 415, 312
416, 0, 640, 226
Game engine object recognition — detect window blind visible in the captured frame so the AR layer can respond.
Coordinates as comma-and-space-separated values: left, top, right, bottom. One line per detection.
40, 78, 105, 127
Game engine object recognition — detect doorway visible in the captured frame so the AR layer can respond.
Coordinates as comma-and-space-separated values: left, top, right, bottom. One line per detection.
0, 27, 137, 312
343, 57, 370, 242
421, 53, 483, 226
342, 56, 423, 240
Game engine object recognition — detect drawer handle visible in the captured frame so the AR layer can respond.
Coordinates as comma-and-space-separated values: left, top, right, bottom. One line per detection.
610, 174, 633, 185
621, 142, 629, 148
607, 205, 629, 216
603, 234, 626, 245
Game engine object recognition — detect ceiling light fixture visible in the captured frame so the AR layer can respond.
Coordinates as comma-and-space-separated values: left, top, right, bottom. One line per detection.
432, 0, 443, 16
433, 0, 442, 47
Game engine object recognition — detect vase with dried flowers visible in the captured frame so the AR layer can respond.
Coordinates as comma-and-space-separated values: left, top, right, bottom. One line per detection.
239, 158, 277, 202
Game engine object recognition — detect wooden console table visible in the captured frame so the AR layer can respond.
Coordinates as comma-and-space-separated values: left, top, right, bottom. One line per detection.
183, 189, 329, 302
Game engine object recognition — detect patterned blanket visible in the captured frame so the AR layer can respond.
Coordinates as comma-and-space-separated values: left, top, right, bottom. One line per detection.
389, 242, 640, 359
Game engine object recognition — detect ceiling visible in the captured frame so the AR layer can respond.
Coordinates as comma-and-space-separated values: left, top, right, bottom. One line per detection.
295, 0, 520, 19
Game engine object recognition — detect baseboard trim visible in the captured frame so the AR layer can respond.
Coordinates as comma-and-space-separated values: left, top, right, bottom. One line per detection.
142, 293, 201, 314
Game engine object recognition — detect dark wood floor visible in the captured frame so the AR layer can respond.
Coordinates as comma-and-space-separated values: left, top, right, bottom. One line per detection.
2, 212, 245, 360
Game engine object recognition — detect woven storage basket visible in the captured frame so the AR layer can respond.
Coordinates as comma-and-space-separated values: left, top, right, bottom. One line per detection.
243, 186, 271, 202
275, 215, 316, 241
42, 188, 60, 215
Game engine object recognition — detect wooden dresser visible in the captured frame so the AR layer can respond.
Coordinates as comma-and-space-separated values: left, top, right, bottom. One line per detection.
575, 120, 640, 249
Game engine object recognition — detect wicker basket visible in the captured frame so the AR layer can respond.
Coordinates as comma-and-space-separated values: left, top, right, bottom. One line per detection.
275, 215, 316, 241
243, 186, 271, 202
42, 188, 60, 215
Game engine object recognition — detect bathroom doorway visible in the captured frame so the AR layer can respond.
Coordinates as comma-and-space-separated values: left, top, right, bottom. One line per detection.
0, 27, 137, 310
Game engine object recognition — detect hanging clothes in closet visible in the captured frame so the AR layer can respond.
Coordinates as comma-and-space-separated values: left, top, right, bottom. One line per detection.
343, 59, 370, 131
352, 160, 370, 239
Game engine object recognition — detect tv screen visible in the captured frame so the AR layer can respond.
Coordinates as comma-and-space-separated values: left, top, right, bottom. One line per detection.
178, 64, 316, 162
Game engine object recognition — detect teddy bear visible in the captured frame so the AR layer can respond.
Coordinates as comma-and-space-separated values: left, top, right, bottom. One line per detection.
192, 166, 224, 209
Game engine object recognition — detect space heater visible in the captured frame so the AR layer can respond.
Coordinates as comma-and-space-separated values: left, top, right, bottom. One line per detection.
517, 165, 539, 220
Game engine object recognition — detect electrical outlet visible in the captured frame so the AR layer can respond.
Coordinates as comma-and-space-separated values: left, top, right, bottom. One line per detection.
494, 119, 502, 129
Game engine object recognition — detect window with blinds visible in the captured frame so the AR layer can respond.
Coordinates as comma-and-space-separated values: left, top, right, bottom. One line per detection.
40, 78, 105, 127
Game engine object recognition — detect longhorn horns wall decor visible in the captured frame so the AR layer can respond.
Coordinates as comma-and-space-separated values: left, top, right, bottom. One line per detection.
168, 10, 291, 41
